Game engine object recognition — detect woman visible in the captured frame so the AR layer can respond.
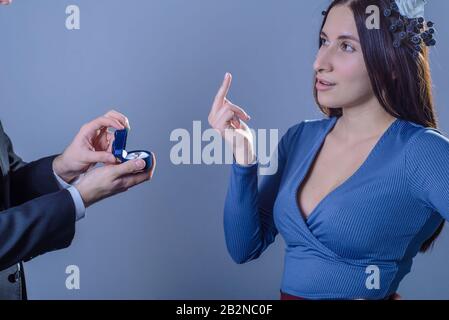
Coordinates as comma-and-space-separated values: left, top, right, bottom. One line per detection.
208, 0, 448, 299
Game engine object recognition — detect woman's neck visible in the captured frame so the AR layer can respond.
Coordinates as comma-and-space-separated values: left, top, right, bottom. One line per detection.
332, 100, 397, 143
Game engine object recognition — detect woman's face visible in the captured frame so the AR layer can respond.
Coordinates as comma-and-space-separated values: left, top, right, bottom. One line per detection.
0, 0, 12, 5
314, 5, 374, 110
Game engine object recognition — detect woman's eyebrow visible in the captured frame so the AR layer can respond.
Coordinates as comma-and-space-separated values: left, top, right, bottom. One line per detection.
320, 31, 360, 43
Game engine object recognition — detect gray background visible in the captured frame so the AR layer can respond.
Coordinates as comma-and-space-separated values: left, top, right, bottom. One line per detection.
0, 0, 448, 299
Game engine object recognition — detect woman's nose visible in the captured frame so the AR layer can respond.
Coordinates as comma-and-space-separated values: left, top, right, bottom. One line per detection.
313, 48, 333, 74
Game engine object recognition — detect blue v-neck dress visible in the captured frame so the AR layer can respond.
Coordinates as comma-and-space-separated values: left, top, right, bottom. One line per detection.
223, 115, 449, 299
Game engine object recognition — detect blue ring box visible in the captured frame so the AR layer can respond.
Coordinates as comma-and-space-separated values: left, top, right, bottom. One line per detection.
112, 129, 153, 171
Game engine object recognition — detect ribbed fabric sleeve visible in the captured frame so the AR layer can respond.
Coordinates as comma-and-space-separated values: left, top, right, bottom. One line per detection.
224, 123, 304, 264
406, 128, 449, 218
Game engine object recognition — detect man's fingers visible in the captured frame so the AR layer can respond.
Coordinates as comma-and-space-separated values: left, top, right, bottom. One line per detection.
111, 158, 146, 178
93, 130, 114, 153
106, 132, 114, 153
118, 171, 151, 190
84, 116, 124, 133
113, 153, 155, 189
105, 110, 130, 130
85, 151, 117, 164
113, 156, 155, 189
91, 127, 109, 149
212, 73, 232, 114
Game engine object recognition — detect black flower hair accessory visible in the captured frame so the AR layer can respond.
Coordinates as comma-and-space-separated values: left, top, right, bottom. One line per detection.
321, 0, 436, 59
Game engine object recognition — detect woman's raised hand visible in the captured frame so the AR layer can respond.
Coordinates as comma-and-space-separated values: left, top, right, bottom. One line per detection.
208, 73, 256, 165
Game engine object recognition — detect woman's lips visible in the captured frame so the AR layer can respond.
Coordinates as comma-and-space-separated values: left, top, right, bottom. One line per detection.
316, 79, 336, 91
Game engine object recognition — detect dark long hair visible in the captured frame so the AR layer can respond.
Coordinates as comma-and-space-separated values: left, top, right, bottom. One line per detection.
313, 0, 443, 252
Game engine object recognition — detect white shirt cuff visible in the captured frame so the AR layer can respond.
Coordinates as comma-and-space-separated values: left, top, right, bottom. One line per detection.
53, 172, 86, 221
67, 185, 86, 221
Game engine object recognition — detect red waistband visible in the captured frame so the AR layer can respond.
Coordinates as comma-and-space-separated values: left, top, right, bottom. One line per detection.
280, 291, 398, 300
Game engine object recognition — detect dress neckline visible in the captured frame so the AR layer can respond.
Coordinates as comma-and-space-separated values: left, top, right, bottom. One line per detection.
294, 116, 401, 224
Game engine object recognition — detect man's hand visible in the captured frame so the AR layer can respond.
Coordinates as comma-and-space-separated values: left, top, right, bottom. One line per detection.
53, 110, 130, 184
75, 153, 156, 208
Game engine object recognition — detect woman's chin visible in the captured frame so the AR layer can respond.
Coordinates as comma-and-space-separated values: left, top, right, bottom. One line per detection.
317, 98, 335, 108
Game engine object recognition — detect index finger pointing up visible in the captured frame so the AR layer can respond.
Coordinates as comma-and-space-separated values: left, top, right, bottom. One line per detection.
212, 73, 232, 113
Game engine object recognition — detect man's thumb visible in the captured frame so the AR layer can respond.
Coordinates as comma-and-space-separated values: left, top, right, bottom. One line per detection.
112, 159, 146, 177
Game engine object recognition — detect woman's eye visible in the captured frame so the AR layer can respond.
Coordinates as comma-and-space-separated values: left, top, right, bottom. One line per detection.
341, 42, 355, 53
319, 37, 329, 46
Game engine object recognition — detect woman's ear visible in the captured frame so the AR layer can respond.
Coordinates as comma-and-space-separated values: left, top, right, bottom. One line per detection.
392, 71, 397, 80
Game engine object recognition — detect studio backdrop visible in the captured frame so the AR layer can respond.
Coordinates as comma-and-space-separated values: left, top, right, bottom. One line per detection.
0, 0, 448, 299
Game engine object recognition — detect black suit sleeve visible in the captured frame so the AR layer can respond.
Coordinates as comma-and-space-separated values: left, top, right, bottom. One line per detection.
0, 123, 76, 271
0, 189, 76, 271
2, 129, 62, 206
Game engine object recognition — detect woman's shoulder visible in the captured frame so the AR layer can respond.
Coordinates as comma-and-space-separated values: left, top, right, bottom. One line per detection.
401, 119, 448, 141
285, 116, 332, 137
279, 117, 333, 150
400, 119, 449, 158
